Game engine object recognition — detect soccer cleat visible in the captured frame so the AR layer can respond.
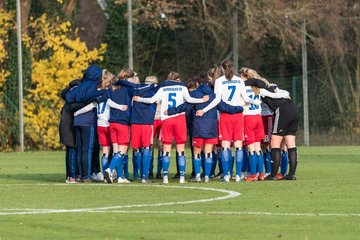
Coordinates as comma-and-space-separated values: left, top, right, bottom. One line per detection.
222, 175, 230, 183
214, 173, 224, 179
283, 174, 297, 180
117, 177, 131, 183
195, 174, 201, 182
179, 176, 186, 184
163, 175, 169, 184
264, 175, 278, 181
141, 178, 152, 184
235, 175, 242, 183
66, 177, 78, 184
204, 176, 210, 183
104, 168, 113, 183
258, 173, 265, 181
277, 173, 284, 180
92, 172, 104, 182
245, 174, 258, 182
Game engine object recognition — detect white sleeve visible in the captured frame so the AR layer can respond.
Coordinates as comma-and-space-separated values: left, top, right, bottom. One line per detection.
74, 102, 97, 116
260, 88, 290, 99
183, 88, 204, 104
137, 88, 163, 104
107, 99, 126, 111
201, 80, 222, 113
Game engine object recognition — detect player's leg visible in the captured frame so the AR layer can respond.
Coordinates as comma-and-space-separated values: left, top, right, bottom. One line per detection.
204, 142, 215, 182
283, 134, 297, 180
140, 125, 153, 183
265, 134, 283, 180
280, 142, 288, 178
193, 145, 203, 182
245, 142, 258, 182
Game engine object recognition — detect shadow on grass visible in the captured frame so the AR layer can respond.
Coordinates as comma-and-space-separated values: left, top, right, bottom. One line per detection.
0, 173, 65, 183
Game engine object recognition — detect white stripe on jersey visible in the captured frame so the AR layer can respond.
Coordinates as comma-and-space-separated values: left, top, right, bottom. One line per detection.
243, 86, 262, 116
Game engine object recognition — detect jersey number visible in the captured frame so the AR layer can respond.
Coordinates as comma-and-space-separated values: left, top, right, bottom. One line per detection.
248, 94, 260, 110
168, 93, 177, 108
227, 86, 236, 101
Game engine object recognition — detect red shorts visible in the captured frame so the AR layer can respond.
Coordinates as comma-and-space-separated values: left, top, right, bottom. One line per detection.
161, 115, 187, 144
192, 138, 218, 148
97, 126, 111, 147
244, 115, 265, 146
153, 119, 162, 139
261, 115, 273, 144
131, 124, 153, 148
218, 113, 244, 141
109, 122, 130, 146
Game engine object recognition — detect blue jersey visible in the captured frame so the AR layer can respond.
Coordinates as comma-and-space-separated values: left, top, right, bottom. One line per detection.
109, 86, 133, 125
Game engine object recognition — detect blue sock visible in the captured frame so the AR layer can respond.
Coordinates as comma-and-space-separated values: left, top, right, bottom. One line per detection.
132, 150, 140, 178
265, 150, 271, 174
101, 154, 109, 173
194, 154, 201, 175
109, 152, 124, 178
249, 153, 257, 175
123, 154, 129, 176
163, 152, 170, 176
217, 151, 223, 174
235, 148, 243, 177
149, 150, 154, 175
281, 151, 289, 176
205, 153, 212, 177
139, 149, 143, 177
142, 148, 151, 179
178, 151, 186, 177
242, 148, 249, 173
229, 150, 234, 177
201, 152, 205, 175
257, 152, 264, 174
157, 150, 163, 175
221, 148, 230, 177
210, 151, 217, 176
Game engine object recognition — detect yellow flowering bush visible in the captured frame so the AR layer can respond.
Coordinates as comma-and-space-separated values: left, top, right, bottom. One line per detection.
0, 8, 14, 110
23, 14, 106, 149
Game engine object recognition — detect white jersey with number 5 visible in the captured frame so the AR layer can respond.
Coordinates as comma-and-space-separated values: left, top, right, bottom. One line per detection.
138, 83, 204, 120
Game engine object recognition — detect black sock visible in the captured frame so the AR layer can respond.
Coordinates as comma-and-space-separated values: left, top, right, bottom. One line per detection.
271, 148, 281, 177
288, 147, 298, 176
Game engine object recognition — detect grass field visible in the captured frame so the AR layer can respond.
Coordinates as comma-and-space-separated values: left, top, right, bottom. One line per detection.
0, 146, 360, 239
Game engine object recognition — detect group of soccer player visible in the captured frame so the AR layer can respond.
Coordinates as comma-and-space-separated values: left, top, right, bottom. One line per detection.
59, 58, 299, 184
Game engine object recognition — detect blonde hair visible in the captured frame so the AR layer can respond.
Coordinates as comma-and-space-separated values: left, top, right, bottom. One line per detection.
100, 69, 116, 89
113, 68, 135, 90
145, 75, 158, 84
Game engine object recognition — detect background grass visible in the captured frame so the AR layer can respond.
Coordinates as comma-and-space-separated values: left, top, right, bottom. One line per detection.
0, 147, 359, 239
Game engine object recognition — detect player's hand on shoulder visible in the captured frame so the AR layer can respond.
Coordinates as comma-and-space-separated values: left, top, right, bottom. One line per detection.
196, 110, 205, 117
254, 99, 261, 105
203, 95, 209, 102
164, 110, 168, 116
132, 96, 139, 101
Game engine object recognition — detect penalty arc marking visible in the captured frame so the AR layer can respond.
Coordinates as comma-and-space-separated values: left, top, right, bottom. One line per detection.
0, 184, 240, 216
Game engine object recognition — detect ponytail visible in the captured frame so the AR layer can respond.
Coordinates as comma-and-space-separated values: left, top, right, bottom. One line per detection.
220, 59, 234, 81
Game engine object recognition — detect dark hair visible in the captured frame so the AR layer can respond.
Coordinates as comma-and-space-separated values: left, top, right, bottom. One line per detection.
118, 68, 134, 79
197, 72, 209, 85
168, 71, 180, 81
187, 77, 198, 90
220, 59, 234, 81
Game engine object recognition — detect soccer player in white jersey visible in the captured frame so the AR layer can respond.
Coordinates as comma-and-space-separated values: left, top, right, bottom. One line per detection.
196, 59, 261, 182
241, 74, 289, 182
133, 71, 209, 184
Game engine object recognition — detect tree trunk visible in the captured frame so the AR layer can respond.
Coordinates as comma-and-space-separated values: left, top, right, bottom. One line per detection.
21, 0, 32, 34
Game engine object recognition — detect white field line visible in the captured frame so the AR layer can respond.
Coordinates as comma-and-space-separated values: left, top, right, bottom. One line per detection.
0, 185, 240, 216
0, 184, 359, 217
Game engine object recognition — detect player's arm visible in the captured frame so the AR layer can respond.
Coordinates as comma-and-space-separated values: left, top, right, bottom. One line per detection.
240, 86, 261, 105
113, 79, 142, 88
74, 102, 97, 116
183, 88, 208, 104
260, 88, 290, 99
134, 88, 163, 104
166, 103, 192, 116
107, 99, 128, 111
217, 100, 243, 114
